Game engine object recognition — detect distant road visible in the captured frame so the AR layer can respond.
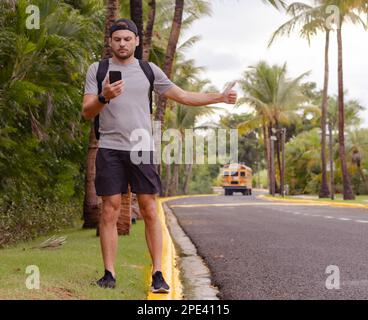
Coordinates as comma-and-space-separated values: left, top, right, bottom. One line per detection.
167, 190, 368, 299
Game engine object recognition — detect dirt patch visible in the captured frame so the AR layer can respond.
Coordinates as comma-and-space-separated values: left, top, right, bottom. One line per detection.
121, 262, 144, 270
45, 287, 86, 300
0, 287, 87, 300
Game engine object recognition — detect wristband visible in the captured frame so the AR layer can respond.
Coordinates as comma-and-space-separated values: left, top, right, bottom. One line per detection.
98, 94, 108, 104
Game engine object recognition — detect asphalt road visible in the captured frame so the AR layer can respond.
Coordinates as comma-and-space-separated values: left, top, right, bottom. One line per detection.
167, 191, 368, 300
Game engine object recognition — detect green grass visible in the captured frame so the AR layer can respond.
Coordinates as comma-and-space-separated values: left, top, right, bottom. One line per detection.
265, 194, 368, 206
0, 220, 151, 300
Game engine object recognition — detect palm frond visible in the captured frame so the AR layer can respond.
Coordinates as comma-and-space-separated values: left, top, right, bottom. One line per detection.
262, 0, 288, 10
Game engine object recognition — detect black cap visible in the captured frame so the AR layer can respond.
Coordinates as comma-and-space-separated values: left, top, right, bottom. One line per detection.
109, 18, 138, 37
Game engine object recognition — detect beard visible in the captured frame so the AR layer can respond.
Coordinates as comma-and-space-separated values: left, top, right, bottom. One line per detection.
112, 47, 134, 60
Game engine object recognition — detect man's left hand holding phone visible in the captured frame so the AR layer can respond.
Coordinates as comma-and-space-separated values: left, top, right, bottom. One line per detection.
82, 70, 123, 120
98, 71, 124, 105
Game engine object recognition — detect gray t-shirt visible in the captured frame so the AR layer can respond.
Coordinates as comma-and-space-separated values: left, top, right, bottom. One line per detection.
84, 58, 174, 151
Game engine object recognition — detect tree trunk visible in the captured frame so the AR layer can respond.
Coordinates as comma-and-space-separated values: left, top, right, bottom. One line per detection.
169, 137, 181, 196
337, 27, 355, 200
154, 0, 184, 123
269, 126, 275, 195
143, 0, 156, 61
84, 0, 132, 235
83, 123, 102, 228
102, 0, 119, 58
276, 133, 282, 193
267, 125, 272, 194
319, 30, 331, 198
183, 163, 193, 194
84, 0, 113, 230
130, 0, 144, 59
274, 121, 282, 193
262, 123, 270, 193
164, 164, 171, 197
169, 164, 179, 196
117, 187, 131, 235
131, 193, 143, 220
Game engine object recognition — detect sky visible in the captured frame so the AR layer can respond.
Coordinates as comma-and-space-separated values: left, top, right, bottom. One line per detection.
182, 0, 368, 127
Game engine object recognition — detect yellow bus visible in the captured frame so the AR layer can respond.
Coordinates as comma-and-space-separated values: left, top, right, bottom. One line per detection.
222, 163, 253, 196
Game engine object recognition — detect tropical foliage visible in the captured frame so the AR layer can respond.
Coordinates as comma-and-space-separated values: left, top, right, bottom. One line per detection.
0, 0, 216, 244
0, 0, 106, 246
258, 0, 368, 197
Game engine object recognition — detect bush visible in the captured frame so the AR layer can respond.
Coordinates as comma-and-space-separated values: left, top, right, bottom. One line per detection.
213, 173, 223, 187
0, 195, 82, 247
189, 165, 215, 194
254, 169, 268, 189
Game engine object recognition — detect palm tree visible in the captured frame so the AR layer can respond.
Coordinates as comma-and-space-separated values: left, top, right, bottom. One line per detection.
336, 2, 353, 199
237, 62, 311, 194
102, 0, 120, 57
327, 96, 365, 195
269, 2, 331, 198
130, 0, 144, 59
165, 90, 215, 195
148, 0, 212, 88
161, 52, 212, 196
143, 0, 156, 61
84, 0, 120, 229
324, 0, 367, 199
327, 95, 365, 132
155, 0, 185, 124
149, 0, 211, 186
262, 0, 287, 9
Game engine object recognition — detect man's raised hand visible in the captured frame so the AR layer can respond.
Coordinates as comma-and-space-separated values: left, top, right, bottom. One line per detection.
101, 77, 125, 101
222, 81, 237, 104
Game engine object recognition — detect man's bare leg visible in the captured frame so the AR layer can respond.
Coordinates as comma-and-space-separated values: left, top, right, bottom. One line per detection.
99, 194, 121, 278
137, 194, 162, 274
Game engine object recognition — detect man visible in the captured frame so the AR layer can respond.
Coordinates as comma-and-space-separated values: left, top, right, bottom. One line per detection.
82, 18, 237, 293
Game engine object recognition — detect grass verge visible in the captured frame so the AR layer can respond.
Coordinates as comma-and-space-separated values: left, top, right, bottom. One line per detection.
0, 220, 151, 300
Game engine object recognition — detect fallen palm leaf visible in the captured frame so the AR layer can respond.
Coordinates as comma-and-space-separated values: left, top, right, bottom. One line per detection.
31, 235, 67, 250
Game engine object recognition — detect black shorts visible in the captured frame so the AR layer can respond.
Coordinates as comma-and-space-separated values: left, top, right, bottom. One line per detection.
95, 148, 162, 196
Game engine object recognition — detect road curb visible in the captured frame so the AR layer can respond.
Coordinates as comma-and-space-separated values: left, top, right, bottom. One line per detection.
259, 194, 368, 210
146, 194, 218, 300
163, 202, 220, 300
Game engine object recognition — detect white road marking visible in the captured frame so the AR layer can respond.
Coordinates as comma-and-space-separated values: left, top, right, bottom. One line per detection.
171, 201, 368, 226
356, 220, 368, 224
170, 202, 326, 208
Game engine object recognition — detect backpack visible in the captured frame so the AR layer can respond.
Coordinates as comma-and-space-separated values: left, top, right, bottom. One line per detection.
94, 59, 155, 140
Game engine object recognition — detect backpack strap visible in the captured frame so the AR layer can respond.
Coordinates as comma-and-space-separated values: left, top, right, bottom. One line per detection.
94, 59, 109, 140
138, 60, 155, 114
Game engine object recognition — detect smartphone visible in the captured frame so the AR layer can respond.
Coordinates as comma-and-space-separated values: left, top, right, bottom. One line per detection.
109, 71, 122, 84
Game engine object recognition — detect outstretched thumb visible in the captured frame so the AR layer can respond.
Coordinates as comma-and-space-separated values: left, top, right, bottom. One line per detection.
223, 81, 236, 93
